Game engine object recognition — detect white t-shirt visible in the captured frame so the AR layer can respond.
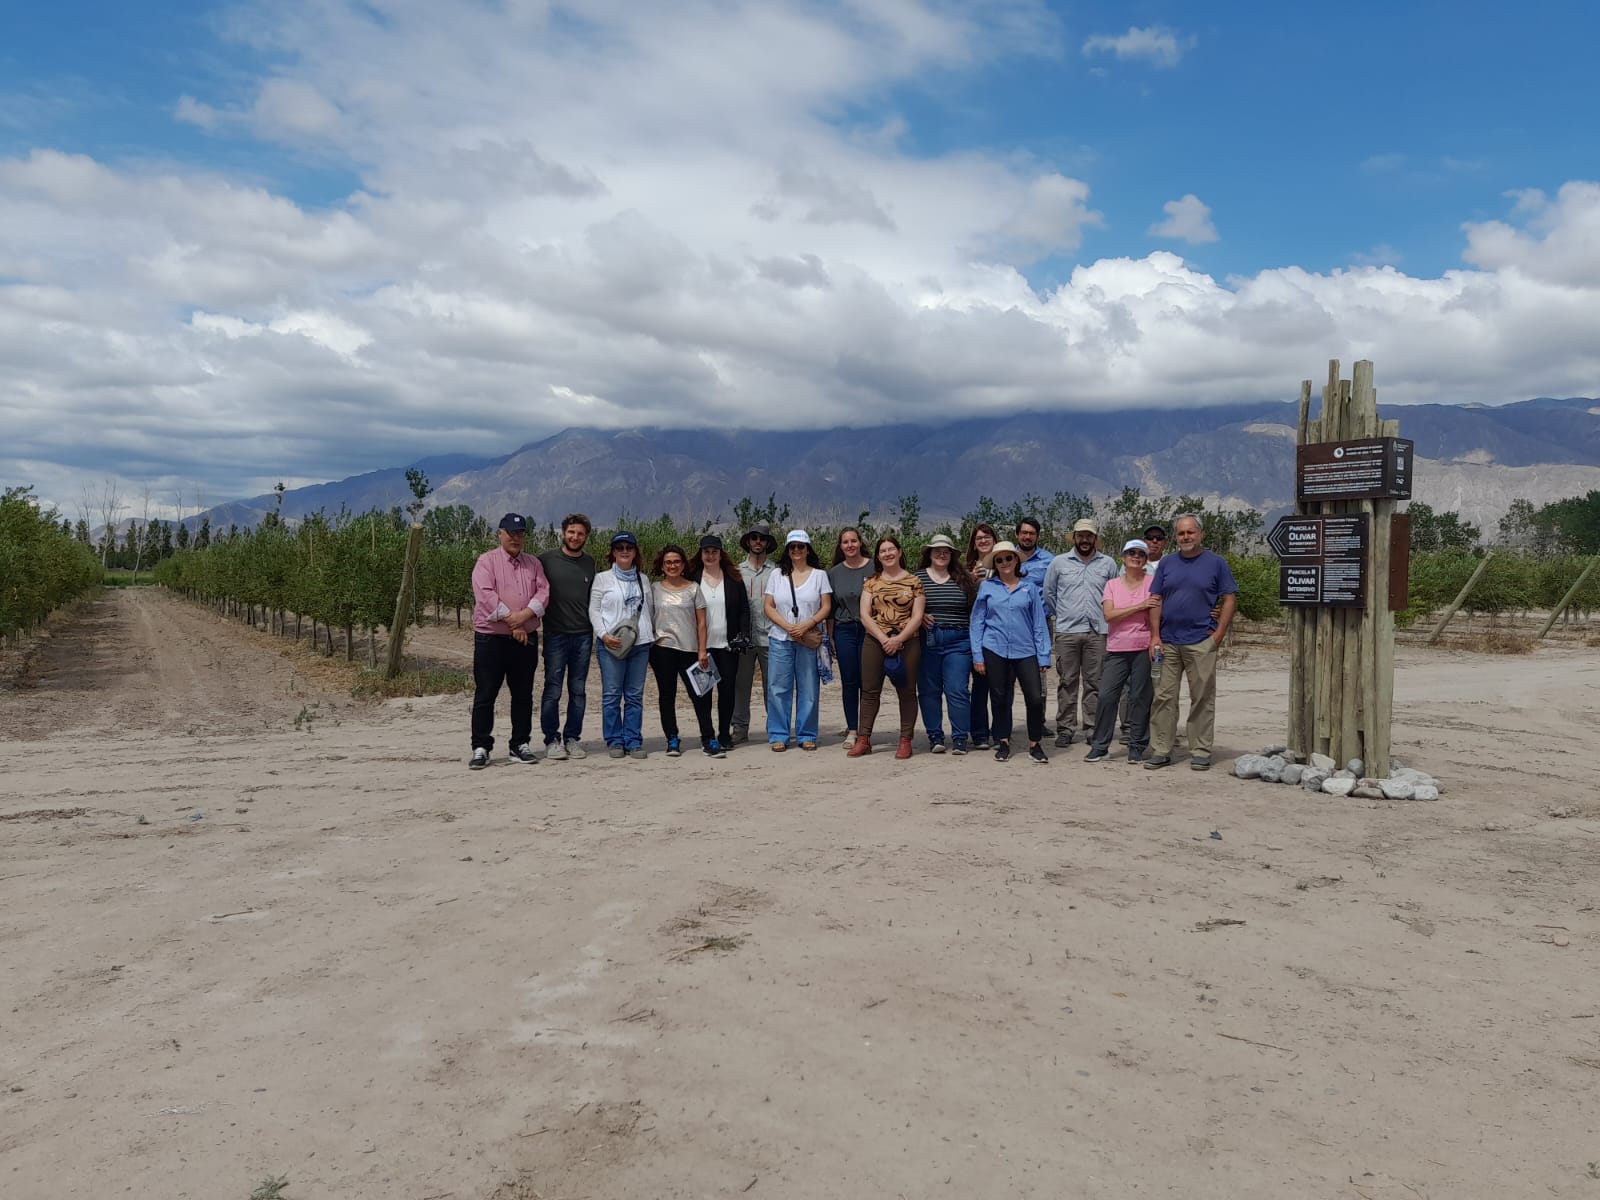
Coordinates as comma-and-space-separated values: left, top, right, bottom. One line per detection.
763, 567, 833, 643
701, 576, 729, 649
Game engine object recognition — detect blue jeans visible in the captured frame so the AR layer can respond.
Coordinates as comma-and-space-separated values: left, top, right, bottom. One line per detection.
832, 622, 865, 730
766, 637, 820, 743
540, 631, 592, 744
918, 626, 972, 745
597, 641, 650, 750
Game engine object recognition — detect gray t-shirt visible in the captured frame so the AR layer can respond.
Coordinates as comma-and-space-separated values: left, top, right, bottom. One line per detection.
827, 562, 872, 624
651, 581, 706, 652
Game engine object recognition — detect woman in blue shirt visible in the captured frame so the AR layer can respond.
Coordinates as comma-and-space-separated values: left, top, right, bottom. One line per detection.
969, 541, 1052, 764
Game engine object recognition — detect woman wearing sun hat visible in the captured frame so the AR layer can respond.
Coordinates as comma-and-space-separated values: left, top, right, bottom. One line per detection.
1085, 538, 1156, 763
761, 530, 833, 750
588, 530, 655, 759
969, 540, 1052, 764
731, 522, 778, 746
915, 533, 977, 754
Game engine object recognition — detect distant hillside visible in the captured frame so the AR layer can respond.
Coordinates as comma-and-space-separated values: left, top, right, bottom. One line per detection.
196, 397, 1600, 538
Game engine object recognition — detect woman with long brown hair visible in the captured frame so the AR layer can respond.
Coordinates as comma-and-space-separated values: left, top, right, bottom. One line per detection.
685, 534, 749, 752
847, 534, 925, 760
964, 522, 1000, 748
827, 526, 872, 749
649, 543, 719, 758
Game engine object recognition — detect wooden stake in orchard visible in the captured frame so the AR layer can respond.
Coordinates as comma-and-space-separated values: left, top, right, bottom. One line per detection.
1276, 360, 1411, 777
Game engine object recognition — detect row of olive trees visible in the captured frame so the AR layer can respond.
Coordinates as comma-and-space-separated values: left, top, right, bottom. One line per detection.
0, 487, 102, 641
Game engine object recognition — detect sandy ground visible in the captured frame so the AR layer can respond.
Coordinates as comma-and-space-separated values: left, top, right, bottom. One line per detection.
3, 588, 1599, 1200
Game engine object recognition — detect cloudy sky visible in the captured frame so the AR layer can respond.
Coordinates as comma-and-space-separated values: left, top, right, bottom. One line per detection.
3, 0, 1599, 515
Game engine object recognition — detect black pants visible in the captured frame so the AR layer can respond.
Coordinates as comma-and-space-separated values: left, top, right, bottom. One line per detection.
1091, 650, 1152, 755
650, 644, 715, 742
983, 651, 1044, 745
472, 631, 538, 752
709, 646, 741, 742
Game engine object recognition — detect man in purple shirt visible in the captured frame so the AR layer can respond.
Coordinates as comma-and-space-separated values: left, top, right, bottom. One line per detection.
1144, 514, 1237, 772
469, 513, 551, 769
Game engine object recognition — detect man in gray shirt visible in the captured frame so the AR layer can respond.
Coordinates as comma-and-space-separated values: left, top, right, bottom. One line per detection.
1042, 518, 1119, 746
731, 522, 777, 745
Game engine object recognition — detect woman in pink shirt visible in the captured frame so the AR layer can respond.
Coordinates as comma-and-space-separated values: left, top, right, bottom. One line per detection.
1084, 539, 1156, 764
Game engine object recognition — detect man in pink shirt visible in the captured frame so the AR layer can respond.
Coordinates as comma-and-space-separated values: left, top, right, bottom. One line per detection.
469, 513, 551, 769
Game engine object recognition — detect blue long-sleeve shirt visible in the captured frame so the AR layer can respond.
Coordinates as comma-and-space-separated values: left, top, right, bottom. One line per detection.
970, 576, 1052, 666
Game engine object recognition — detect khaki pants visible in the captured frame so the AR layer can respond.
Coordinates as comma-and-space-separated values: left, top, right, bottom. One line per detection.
1052, 631, 1105, 737
1149, 637, 1219, 759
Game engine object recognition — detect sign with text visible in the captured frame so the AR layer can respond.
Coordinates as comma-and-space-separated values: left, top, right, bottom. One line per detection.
1267, 514, 1369, 607
1296, 437, 1413, 502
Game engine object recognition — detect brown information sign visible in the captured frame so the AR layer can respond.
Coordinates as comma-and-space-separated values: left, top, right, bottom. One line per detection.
1296, 437, 1413, 502
1267, 514, 1369, 608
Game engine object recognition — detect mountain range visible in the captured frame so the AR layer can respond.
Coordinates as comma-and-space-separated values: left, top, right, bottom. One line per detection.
193, 396, 1600, 540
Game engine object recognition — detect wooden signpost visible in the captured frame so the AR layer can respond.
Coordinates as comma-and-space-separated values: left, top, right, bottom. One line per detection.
1281, 361, 1404, 777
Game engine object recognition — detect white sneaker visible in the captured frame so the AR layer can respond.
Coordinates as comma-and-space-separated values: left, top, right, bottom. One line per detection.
564, 739, 587, 759
544, 740, 568, 761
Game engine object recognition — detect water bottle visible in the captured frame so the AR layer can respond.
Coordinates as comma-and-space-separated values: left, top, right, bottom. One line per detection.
1153, 646, 1163, 667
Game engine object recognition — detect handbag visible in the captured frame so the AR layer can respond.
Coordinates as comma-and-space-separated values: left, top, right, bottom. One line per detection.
789, 576, 825, 649
604, 577, 644, 658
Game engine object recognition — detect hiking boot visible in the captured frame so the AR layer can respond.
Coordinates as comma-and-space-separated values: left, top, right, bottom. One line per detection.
1190, 757, 1212, 772
994, 741, 1011, 763
1144, 754, 1173, 770
564, 739, 587, 759
543, 739, 568, 761
469, 747, 489, 770
665, 737, 682, 757
1084, 747, 1109, 763
1028, 744, 1049, 765
508, 743, 538, 764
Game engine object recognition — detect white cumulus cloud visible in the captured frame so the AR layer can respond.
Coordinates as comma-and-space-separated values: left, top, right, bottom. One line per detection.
1147, 194, 1218, 245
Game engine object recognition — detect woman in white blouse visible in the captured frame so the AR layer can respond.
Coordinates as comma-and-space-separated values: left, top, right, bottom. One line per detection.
686, 534, 750, 753
761, 530, 833, 751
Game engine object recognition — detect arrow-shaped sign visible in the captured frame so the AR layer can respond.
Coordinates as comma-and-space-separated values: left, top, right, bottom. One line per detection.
1267, 516, 1324, 559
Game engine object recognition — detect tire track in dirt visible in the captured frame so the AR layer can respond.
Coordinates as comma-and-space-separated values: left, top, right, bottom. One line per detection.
0, 589, 359, 741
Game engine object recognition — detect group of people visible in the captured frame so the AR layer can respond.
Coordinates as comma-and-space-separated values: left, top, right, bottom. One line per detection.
467, 510, 1238, 771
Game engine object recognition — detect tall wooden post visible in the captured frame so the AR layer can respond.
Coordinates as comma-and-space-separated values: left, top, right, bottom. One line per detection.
384, 524, 425, 679
1283, 360, 1401, 777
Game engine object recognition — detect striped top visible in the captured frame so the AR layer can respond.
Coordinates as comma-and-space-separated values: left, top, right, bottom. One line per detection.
917, 570, 972, 628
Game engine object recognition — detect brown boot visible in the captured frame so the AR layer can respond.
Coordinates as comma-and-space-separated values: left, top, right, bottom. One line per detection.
847, 734, 873, 758
895, 736, 913, 760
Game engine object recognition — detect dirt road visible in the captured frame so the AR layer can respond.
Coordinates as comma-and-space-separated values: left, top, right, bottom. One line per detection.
3, 593, 1599, 1199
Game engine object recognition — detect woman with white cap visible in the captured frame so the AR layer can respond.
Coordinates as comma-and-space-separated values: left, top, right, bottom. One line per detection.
915, 533, 977, 754
969, 540, 1052, 764
1084, 538, 1156, 763
761, 530, 833, 750
588, 530, 655, 759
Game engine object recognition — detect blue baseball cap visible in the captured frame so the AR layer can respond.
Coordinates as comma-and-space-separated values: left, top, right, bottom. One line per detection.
610, 530, 638, 546
498, 513, 527, 533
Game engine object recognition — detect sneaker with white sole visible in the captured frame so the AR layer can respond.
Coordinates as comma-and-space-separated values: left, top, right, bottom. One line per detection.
1028, 744, 1049, 765
564, 739, 587, 759
508, 743, 538, 764
544, 739, 568, 761
665, 737, 682, 757
929, 740, 947, 754
469, 747, 489, 770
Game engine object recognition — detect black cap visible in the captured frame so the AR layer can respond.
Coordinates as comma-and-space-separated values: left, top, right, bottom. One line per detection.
499, 513, 528, 533
1143, 524, 1168, 538
699, 534, 724, 552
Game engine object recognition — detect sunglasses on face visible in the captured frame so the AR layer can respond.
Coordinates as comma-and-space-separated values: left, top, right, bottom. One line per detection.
992, 555, 1018, 565
1125, 551, 1148, 558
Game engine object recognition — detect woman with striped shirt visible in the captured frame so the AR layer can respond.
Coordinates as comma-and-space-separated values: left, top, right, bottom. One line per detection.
915, 533, 977, 754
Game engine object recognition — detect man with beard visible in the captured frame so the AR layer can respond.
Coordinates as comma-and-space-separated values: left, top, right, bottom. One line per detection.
1042, 518, 1119, 747
537, 513, 597, 760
